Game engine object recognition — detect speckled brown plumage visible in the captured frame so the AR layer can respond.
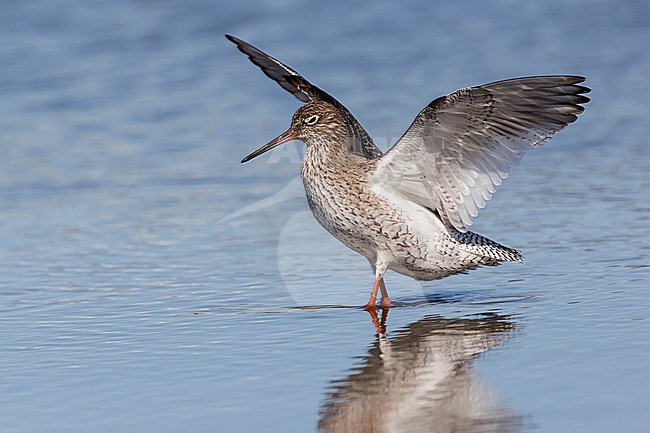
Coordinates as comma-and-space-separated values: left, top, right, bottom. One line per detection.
228, 35, 590, 308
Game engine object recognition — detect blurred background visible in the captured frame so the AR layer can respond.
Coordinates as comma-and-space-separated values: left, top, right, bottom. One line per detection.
1, 0, 648, 432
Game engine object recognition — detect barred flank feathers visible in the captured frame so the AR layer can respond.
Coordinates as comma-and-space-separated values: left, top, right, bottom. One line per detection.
453, 231, 524, 263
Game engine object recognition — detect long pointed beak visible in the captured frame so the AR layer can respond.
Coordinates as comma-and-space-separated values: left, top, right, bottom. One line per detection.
241, 129, 298, 163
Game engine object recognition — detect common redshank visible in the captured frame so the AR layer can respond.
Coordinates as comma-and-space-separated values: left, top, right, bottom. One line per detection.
227, 35, 590, 309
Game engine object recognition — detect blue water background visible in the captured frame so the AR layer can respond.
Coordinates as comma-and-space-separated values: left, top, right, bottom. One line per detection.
1, 0, 649, 432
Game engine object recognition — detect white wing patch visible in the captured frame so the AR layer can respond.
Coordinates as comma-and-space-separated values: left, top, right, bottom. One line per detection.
372, 76, 590, 232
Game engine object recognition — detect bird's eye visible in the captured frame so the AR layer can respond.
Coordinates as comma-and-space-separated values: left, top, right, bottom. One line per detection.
304, 115, 319, 125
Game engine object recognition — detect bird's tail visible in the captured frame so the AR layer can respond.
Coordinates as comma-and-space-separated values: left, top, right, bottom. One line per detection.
452, 231, 524, 263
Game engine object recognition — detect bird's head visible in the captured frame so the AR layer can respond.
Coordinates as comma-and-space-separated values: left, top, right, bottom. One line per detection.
241, 101, 345, 163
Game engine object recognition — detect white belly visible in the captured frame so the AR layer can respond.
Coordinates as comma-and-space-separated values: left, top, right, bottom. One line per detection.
302, 174, 485, 280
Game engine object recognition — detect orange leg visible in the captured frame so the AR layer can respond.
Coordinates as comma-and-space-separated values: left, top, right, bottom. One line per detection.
364, 278, 382, 309
364, 277, 391, 309
379, 278, 391, 308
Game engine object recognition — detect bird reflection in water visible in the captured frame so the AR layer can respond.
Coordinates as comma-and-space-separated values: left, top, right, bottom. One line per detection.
319, 314, 523, 433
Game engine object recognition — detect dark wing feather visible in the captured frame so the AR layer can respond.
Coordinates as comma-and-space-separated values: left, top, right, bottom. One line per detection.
226, 34, 332, 104
226, 35, 382, 159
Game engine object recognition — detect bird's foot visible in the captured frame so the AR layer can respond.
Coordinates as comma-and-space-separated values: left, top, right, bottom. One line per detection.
363, 302, 377, 311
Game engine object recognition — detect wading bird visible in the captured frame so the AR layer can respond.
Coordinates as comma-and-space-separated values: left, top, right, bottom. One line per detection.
227, 35, 589, 309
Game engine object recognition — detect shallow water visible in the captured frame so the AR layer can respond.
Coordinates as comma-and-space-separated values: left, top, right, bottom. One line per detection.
1, 1, 649, 432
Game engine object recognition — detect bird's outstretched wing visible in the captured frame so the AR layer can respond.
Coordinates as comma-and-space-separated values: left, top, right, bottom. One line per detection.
226, 34, 382, 159
225, 34, 336, 104
371, 76, 590, 232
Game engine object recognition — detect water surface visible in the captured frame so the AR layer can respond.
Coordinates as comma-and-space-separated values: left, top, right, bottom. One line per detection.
1, 1, 649, 432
